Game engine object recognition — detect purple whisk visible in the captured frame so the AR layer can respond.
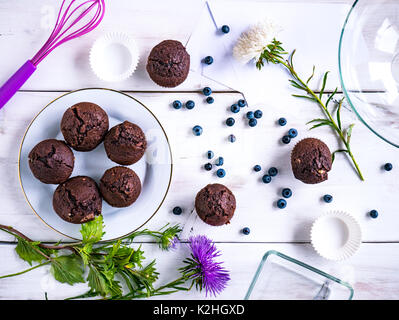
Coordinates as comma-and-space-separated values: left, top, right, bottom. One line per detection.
0, 0, 105, 109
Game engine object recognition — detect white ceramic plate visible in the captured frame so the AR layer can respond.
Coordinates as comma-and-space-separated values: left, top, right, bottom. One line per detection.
19, 88, 172, 240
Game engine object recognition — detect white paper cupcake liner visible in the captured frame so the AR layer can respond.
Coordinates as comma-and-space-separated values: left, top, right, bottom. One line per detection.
310, 210, 362, 261
89, 31, 139, 82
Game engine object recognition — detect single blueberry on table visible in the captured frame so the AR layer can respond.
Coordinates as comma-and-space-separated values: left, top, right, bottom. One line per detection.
323, 194, 333, 203
369, 209, 378, 219
207, 150, 214, 159
262, 175, 272, 184
384, 163, 393, 171
202, 87, 212, 96
254, 110, 263, 119
253, 165, 262, 172
282, 135, 291, 144
242, 227, 250, 235
248, 118, 257, 127
278, 117, 287, 126
230, 104, 240, 113
204, 163, 212, 171
268, 167, 278, 177
282, 188, 292, 198
226, 117, 235, 126
172, 100, 182, 109
216, 168, 226, 178
288, 128, 298, 138
221, 25, 230, 34
215, 156, 224, 166
204, 56, 214, 65
172, 206, 183, 215
238, 99, 247, 108
246, 111, 254, 119
185, 100, 195, 109
277, 199, 287, 209
192, 125, 203, 136
229, 134, 236, 143
206, 96, 214, 104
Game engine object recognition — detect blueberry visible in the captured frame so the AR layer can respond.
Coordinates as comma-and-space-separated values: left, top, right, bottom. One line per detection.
215, 156, 224, 166
238, 99, 247, 108
229, 134, 236, 143
253, 165, 262, 172
226, 117, 235, 126
369, 209, 378, 219
172, 206, 182, 215
221, 25, 230, 34
262, 175, 272, 183
202, 87, 212, 96
216, 168, 226, 178
246, 111, 254, 119
230, 104, 240, 113
268, 167, 278, 177
242, 227, 250, 235
282, 188, 292, 198
172, 100, 182, 109
277, 199, 287, 209
384, 163, 393, 171
282, 135, 291, 144
248, 118, 257, 127
323, 194, 333, 203
204, 163, 212, 171
192, 125, 203, 136
185, 100, 195, 109
278, 118, 287, 126
207, 150, 214, 159
288, 128, 298, 138
204, 56, 214, 65
254, 110, 263, 119
206, 96, 214, 104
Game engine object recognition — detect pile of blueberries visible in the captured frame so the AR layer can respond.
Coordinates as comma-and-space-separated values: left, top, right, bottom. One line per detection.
204, 150, 226, 178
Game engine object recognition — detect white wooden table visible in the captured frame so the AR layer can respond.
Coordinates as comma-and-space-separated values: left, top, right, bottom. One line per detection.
1, 0, 399, 300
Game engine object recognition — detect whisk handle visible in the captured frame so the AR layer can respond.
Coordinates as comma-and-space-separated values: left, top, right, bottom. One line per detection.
0, 60, 36, 110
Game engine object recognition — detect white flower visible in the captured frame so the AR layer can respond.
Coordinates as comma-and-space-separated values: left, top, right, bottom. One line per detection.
233, 19, 282, 64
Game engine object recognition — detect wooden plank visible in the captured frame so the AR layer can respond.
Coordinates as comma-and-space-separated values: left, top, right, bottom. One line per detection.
0, 90, 398, 243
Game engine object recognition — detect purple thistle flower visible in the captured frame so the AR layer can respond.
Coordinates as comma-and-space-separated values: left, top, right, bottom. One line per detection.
182, 235, 230, 297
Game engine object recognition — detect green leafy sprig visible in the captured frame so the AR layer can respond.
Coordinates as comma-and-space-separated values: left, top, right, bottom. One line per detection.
256, 41, 364, 181
0, 217, 190, 299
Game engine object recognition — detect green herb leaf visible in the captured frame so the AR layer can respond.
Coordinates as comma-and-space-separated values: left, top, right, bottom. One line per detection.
80, 215, 104, 244
15, 239, 48, 266
50, 255, 85, 285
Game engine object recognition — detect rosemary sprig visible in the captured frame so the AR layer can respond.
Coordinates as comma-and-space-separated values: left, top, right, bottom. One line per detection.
256, 43, 364, 181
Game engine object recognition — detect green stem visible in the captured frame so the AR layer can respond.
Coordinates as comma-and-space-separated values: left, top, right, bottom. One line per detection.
0, 261, 50, 279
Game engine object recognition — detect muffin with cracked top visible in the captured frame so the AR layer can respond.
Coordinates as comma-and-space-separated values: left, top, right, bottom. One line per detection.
146, 40, 190, 87
104, 121, 147, 165
53, 176, 102, 224
290, 138, 332, 184
195, 183, 236, 226
61, 102, 109, 152
28, 139, 74, 184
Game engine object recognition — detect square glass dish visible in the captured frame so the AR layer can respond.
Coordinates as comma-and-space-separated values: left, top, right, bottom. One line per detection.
245, 250, 354, 300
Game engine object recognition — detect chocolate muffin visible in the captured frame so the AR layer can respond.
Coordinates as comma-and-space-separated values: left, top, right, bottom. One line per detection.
61, 102, 109, 152
195, 183, 236, 226
291, 138, 332, 184
146, 40, 190, 87
104, 121, 147, 165
53, 176, 102, 224
100, 166, 141, 208
28, 139, 74, 184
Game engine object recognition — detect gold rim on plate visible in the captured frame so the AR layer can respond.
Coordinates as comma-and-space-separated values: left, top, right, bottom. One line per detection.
18, 87, 173, 241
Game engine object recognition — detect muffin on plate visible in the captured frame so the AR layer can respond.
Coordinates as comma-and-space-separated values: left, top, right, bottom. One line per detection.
100, 166, 141, 208
195, 183, 236, 226
28, 139, 74, 184
53, 176, 102, 224
104, 121, 147, 165
146, 40, 190, 87
61, 102, 109, 152
291, 138, 332, 184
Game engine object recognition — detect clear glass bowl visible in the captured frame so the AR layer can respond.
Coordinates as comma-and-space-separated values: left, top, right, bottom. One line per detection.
339, 0, 399, 147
